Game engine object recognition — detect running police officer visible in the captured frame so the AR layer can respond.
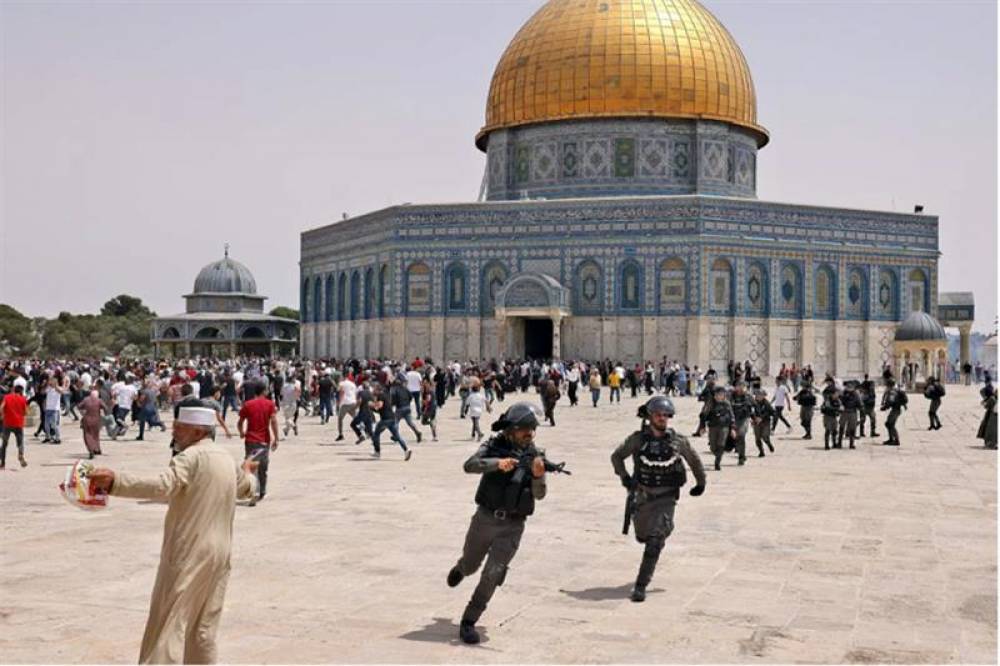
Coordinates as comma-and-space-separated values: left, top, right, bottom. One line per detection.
447, 402, 549, 644
923, 376, 945, 430
752, 389, 775, 457
611, 396, 706, 602
729, 382, 753, 466
881, 377, 907, 446
793, 381, 817, 440
706, 385, 735, 471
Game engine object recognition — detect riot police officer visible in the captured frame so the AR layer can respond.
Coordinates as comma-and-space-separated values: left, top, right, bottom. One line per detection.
692, 375, 717, 437
858, 375, 880, 438
820, 387, 843, 450
793, 381, 817, 440
706, 385, 735, 471
611, 396, 706, 602
881, 378, 907, 446
729, 382, 753, 465
924, 376, 945, 430
839, 380, 861, 449
446, 402, 549, 644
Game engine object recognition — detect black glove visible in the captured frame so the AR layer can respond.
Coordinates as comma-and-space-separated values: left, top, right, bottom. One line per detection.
620, 474, 634, 490
689, 484, 705, 497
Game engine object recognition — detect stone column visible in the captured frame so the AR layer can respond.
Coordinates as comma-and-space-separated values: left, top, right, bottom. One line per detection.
551, 314, 562, 360
496, 312, 508, 360
959, 324, 972, 366
183, 341, 192, 358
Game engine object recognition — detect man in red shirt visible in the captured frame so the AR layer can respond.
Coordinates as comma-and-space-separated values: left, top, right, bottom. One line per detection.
237, 382, 279, 506
1, 385, 29, 469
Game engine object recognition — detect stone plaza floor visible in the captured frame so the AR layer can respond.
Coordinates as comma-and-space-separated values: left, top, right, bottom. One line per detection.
1, 385, 996, 664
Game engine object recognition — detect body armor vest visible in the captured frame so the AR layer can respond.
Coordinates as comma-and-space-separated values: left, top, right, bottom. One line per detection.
633, 429, 687, 489
474, 436, 536, 517
731, 394, 753, 421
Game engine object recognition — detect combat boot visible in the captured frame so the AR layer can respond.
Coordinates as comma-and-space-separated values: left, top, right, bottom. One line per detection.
459, 620, 480, 644
447, 567, 464, 587
630, 584, 647, 602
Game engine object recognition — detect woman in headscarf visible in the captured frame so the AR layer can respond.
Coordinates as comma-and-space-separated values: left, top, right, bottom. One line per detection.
78, 389, 107, 459
976, 384, 996, 450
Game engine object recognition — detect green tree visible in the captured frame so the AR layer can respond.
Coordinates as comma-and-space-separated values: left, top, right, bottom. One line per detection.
101, 294, 156, 318
269, 306, 300, 320
0, 304, 40, 355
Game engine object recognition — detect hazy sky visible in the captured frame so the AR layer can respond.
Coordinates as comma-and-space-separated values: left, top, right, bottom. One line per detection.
2, 0, 997, 332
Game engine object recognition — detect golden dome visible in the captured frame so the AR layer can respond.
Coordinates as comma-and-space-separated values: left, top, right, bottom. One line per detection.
476, 0, 768, 150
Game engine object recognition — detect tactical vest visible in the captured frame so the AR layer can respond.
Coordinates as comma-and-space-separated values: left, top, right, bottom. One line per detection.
474, 436, 536, 517
632, 429, 687, 489
731, 394, 753, 421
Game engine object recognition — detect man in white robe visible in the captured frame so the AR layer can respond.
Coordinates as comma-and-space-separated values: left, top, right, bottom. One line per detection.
90, 407, 258, 664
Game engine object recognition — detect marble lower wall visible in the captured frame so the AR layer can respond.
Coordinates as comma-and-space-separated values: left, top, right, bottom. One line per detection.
301, 317, 898, 378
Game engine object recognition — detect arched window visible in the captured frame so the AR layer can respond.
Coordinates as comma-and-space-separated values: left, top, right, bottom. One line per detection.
301, 278, 309, 323
405, 262, 431, 315
364, 267, 375, 319
324, 275, 335, 322
350, 271, 361, 320
445, 262, 467, 312
574, 260, 603, 313
619, 260, 642, 310
815, 264, 837, 318
746, 261, 768, 314
709, 258, 734, 314
378, 265, 389, 318
779, 264, 801, 315
908, 268, 928, 313
846, 268, 867, 318
337, 273, 347, 321
877, 268, 898, 319
658, 257, 686, 311
312, 277, 322, 323
480, 261, 508, 315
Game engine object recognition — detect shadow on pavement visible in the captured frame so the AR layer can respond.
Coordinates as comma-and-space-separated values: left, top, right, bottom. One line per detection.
398, 617, 493, 647
560, 583, 659, 601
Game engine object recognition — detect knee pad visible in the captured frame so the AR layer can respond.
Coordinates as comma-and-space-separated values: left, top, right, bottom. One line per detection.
485, 562, 509, 587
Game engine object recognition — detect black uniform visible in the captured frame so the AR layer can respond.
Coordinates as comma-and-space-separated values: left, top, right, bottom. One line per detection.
752, 397, 774, 456
924, 380, 945, 430
693, 382, 716, 436
839, 386, 861, 449
706, 397, 735, 471
452, 434, 547, 626
730, 390, 754, 465
858, 379, 879, 437
611, 427, 706, 596
793, 386, 817, 439
881, 385, 907, 446
820, 394, 842, 450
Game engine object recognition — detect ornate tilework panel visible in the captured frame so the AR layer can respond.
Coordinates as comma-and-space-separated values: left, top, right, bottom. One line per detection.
877, 268, 898, 319
878, 325, 895, 365
521, 257, 561, 278
406, 263, 431, 315
735, 148, 752, 188
480, 262, 509, 316
574, 260, 603, 313
846, 267, 867, 319
658, 257, 686, 313
746, 261, 768, 315
777, 324, 801, 367
778, 263, 802, 317
710, 321, 730, 372
531, 142, 557, 182
845, 324, 865, 376
701, 141, 726, 180
445, 262, 468, 312
906, 267, 929, 314
488, 150, 506, 190
561, 141, 579, 178
726, 144, 736, 184
514, 144, 530, 184
709, 258, 734, 315
582, 139, 612, 179
614, 138, 636, 178
504, 280, 550, 308
744, 321, 768, 372
619, 260, 642, 310
814, 265, 837, 319
671, 140, 690, 179
638, 138, 668, 177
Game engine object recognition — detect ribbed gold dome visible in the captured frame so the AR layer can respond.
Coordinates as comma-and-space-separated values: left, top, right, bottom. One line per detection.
476, 0, 768, 150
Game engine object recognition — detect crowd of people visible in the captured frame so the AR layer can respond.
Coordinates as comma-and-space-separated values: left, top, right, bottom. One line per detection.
1, 352, 997, 656
0, 354, 997, 472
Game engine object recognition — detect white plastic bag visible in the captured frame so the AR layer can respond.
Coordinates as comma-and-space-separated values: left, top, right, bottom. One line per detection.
59, 460, 109, 511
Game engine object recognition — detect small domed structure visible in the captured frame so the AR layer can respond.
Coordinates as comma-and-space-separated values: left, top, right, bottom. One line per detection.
152, 248, 298, 358
192, 256, 258, 295
893, 311, 948, 389
895, 311, 947, 342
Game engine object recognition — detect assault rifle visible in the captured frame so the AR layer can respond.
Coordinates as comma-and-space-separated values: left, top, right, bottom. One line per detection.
622, 488, 636, 535
514, 448, 572, 475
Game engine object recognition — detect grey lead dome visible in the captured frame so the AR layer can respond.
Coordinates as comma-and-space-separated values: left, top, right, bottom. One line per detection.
192, 257, 258, 295
895, 311, 947, 342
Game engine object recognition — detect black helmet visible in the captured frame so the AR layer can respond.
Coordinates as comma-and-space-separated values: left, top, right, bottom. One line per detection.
637, 395, 675, 419
491, 402, 542, 432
